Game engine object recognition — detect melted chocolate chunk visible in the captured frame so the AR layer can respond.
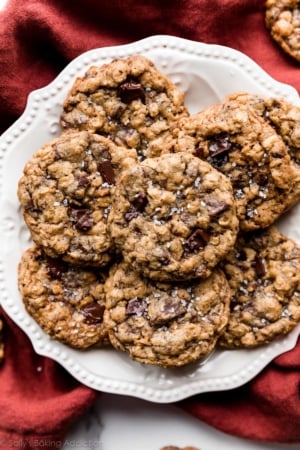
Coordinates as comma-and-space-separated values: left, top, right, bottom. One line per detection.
132, 192, 148, 211
81, 303, 105, 324
149, 296, 186, 325
184, 228, 210, 252
194, 144, 206, 159
69, 208, 94, 231
98, 159, 115, 184
206, 198, 230, 217
124, 192, 148, 222
46, 258, 68, 280
126, 298, 146, 316
254, 254, 266, 278
118, 79, 146, 104
209, 134, 233, 157
77, 175, 90, 188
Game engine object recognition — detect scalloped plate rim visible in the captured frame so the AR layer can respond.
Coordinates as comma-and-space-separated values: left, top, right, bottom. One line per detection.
0, 35, 299, 403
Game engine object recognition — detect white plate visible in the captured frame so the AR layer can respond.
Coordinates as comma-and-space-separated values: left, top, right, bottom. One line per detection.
0, 35, 300, 403
64, 393, 300, 450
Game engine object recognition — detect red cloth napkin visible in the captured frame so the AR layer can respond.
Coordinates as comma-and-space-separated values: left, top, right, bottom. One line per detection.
0, 309, 97, 449
0, 0, 300, 446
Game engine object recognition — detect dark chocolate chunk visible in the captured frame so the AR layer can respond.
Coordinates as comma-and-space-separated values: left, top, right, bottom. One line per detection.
209, 134, 233, 157
46, 258, 67, 280
124, 192, 148, 222
77, 175, 90, 187
206, 198, 230, 217
69, 208, 94, 231
194, 144, 206, 159
184, 228, 210, 252
118, 79, 146, 104
132, 192, 148, 211
149, 296, 186, 325
254, 254, 266, 278
126, 298, 146, 316
81, 303, 105, 324
98, 159, 115, 185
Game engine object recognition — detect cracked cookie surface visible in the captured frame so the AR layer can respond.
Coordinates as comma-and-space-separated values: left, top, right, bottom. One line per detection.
17, 130, 137, 266
104, 261, 230, 367
219, 226, 300, 348
108, 152, 238, 281
18, 246, 109, 349
174, 97, 294, 231
61, 55, 188, 160
265, 0, 300, 62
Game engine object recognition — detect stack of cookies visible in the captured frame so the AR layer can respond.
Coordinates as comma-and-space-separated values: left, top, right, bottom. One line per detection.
17, 55, 300, 368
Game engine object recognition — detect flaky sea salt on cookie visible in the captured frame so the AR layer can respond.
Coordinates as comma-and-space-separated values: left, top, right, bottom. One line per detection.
18, 246, 109, 349
174, 97, 295, 231
17, 130, 137, 266
108, 152, 239, 281
219, 226, 300, 349
104, 261, 230, 367
223, 91, 300, 208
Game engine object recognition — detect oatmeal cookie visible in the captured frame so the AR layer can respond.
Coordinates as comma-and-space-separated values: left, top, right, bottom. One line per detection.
61, 55, 188, 160
219, 226, 300, 348
17, 130, 137, 266
108, 152, 238, 281
174, 98, 294, 231
18, 246, 109, 349
222, 92, 300, 206
265, 0, 300, 62
104, 261, 230, 367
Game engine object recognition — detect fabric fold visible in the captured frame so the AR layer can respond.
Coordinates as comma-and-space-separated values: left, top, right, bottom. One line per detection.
0, 310, 97, 449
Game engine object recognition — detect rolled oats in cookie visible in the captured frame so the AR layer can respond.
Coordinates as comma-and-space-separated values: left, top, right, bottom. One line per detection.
219, 226, 300, 349
17, 130, 137, 266
108, 152, 238, 281
174, 98, 294, 231
61, 55, 188, 160
265, 0, 300, 62
0, 315, 4, 362
18, 246, 109, 349
225, 92, 300, 201
222, 92, 300, 207
104, 261, 230, 367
